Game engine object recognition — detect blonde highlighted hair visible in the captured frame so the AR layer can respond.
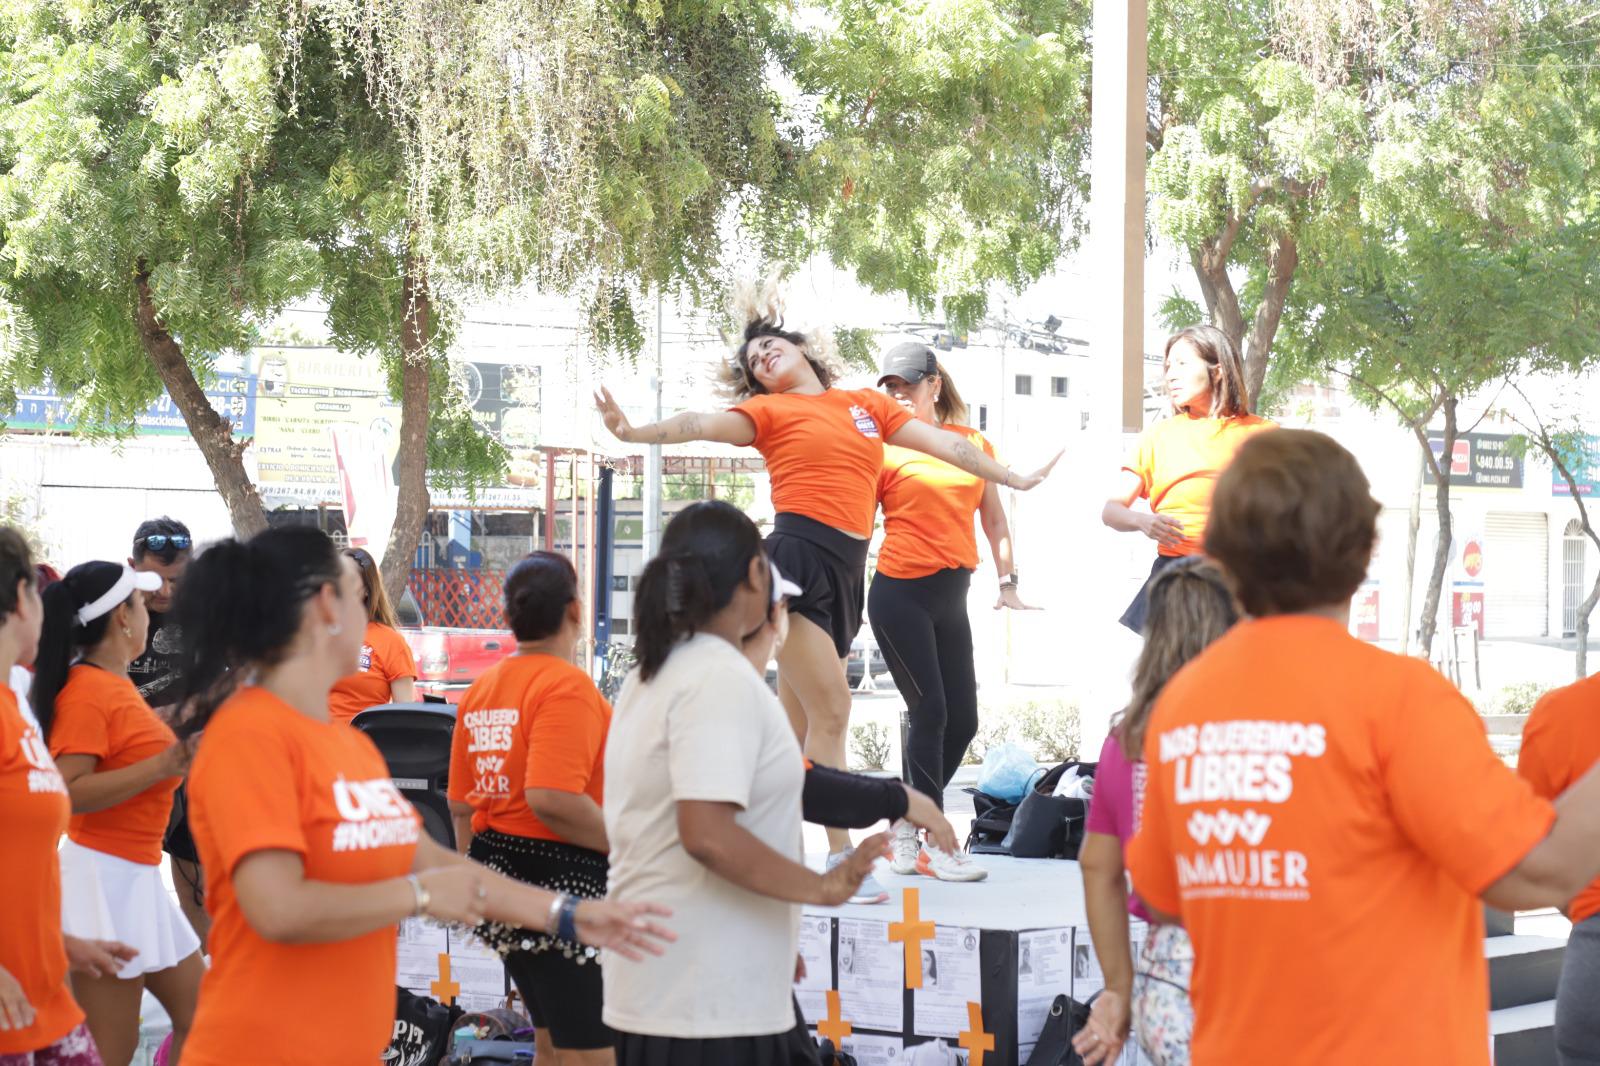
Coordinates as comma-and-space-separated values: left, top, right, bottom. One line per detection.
1113, 558, 1240, 760
932, 360, 969, 427
716, 274, 843, 402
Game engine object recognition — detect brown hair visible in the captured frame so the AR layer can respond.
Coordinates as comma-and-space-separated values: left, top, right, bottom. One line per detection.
716, 275, 841, 402
345, 547, 399, 629
1204, 429, 1380, 617
932, 361, 969, 427
1165, 324, 1251, 418
1115, 558, 1240, 759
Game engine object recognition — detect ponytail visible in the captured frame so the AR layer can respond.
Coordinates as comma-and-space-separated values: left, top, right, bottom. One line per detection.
933, 361, 969, 427
172, 527, 343, 739
633, 501, 765, 682
32, 577, 116, 743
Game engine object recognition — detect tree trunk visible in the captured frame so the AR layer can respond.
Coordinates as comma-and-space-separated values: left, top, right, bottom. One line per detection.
1242, 233, 1298, 406
1399, 436, 1427, 656
1188, 227, 1297, 411
134, 269, 269, 539
1417, 395, 1458, 657
379, 256, 432, 612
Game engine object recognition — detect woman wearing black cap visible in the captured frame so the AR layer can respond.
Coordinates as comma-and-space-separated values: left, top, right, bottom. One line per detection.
32, 561, 202, 1066
595, 279, 1060, 903
595, 275, 1056, 896
873, 343, 1034, 883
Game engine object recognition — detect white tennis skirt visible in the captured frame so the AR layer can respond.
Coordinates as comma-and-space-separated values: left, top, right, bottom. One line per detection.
59, 839, 201, 979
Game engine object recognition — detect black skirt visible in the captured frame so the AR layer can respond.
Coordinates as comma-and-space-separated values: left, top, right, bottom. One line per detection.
465, 829, 607, 963
767, 513, 871, 658
1119, 553, 1188, 634
614, 1002, 820, 1066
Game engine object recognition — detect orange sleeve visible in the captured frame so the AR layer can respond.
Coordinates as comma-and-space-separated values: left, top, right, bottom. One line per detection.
729, 394, 773, 448
47, 687, 111, 760
1384, 662, 1555, 895
523, 680, 607, 795
861, 388, 913, 439
381, 627, 417, 682
1125, 712, 1182, 917
192, 719, 308, 874
1121, 424, 1156, 498
1517, 692, 1570, 799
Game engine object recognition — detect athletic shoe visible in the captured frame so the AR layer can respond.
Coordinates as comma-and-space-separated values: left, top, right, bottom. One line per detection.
890, 820, 921, 875
825, 848, 891, 904
916, 843, 988, 882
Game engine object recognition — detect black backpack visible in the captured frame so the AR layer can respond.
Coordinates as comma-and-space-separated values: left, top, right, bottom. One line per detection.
387, 986, 463, 1066
964, 760, 1098, 859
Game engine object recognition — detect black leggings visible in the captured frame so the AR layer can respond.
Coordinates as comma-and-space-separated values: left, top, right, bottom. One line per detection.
868, 568, 977, 809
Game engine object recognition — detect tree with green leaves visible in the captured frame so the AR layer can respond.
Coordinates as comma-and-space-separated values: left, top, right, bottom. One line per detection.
1273, 17, 1600, 655
0, 3, 506, 601
1146, 0, 1548, 404
1506, 387, 1600, 678
1, 0, 1093, 606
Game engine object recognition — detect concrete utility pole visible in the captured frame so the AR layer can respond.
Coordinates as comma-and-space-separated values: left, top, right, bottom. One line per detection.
1089, 0, 1149, 432
643, 290, 665, 561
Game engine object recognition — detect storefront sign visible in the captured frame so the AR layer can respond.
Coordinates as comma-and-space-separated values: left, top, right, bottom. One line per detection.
1452, 590, 1486, 636
1352, 587, 1380, 642
5, 372, 257, 437
1425, 432, 1523, 489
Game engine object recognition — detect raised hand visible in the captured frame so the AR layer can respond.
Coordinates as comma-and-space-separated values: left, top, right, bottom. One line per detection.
593, 386, 635, 443
1011, 448, 1064, 491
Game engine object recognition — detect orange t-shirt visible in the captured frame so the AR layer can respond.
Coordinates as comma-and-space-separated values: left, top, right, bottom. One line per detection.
876, 425, 995, 579
1519, 675, 1600, 924
328, 622, 418, 725
733, 388, 913, 537
448, 654, 610, 841
185, 687, 421, 1066
0, 690, 82, 1055
1122, 413, 1274, 556
48, 664, 180, 865
1126, 615, 1554, 1066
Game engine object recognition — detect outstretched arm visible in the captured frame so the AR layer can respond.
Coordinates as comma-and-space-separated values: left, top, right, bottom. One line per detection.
594, 387, 755, 447
888, 419, 1061, 491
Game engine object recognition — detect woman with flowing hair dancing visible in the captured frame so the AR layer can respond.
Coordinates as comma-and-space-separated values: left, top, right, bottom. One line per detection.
596, 279, 1059, 901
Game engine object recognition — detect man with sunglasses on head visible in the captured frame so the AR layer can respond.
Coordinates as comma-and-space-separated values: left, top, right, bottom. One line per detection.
130, 516, 211, 947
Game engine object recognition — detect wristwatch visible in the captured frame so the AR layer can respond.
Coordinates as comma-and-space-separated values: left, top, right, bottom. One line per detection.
1000, 572, 1018, 591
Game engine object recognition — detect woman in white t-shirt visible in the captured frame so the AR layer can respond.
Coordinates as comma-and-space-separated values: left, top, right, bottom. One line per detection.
604, 501, 888, 1065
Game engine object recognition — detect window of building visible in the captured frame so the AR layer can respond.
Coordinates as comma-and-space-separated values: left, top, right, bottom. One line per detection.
977, 404, 988, 431
1051, 376, 1069, 398
1015, 375, 1033, 396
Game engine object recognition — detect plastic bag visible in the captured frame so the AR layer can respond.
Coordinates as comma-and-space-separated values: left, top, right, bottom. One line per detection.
976, 743, 1043, 804
1051, 764, 1094, 801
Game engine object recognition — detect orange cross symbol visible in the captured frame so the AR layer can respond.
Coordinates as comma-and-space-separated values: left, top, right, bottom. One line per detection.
817, 989, 852, 1047
887, 887, 936, 989
430, 952, 461, 1005
959, 1001, 994, 1066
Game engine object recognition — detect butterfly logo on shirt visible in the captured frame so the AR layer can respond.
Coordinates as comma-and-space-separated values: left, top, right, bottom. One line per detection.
848, 405, 881, 438
1186, 809, 1273, 848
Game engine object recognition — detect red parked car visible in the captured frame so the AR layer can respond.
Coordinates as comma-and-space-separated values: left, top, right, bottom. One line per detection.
400, 626, 514, 703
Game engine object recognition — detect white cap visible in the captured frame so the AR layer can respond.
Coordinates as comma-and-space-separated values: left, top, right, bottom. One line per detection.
769, 559, 803, 604
77, 565, 163, 626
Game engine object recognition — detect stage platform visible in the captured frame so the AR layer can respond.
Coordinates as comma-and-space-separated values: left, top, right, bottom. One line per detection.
800, 854, 1140, 1065
799, 853, 1564, 1066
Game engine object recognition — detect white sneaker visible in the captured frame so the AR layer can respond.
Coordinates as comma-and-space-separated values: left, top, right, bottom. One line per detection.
890, 820, 921, 875
916, 842, 988, 882
825, 848, 891, 904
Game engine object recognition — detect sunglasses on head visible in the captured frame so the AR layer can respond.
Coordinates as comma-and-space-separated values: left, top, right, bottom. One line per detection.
139, 534, 191, 553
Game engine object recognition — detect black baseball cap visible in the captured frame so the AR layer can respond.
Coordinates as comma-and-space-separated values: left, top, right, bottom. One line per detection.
877, 342, 938, 387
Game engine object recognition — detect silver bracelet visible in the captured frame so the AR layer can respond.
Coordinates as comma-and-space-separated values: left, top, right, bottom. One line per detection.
546, 892, 570, 936
405, 874, 430, 918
